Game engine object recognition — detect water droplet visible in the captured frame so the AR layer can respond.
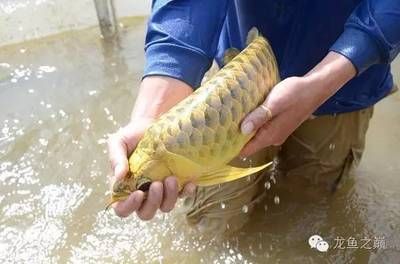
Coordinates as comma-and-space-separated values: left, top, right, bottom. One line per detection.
39, 138, 48, 146
28, 89, 34, 93
20, 49, 26, 53
58, 110, 66, 117
88, 90, 97, 96
242, 205, 249, 213
329, 143, 335, 151
38, 65, 56, 73
274, 196, 280, 205
270, 175, 276, 184
10, 78, 17, 83
0, 63, 10, 69
97, 138, 107, 145
264, 181, 271, 190
220, 202, 226, 209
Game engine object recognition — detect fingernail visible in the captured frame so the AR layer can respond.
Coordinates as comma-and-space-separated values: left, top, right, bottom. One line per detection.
241, 121, 254, 135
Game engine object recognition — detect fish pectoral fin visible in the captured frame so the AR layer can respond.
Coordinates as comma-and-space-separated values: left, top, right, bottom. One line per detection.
223, 48, 240, 66
163, 149, 203, 180
196, 162, 272, 187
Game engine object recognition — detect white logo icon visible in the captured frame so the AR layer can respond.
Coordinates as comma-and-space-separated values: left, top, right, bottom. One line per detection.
308, 234, 329, 252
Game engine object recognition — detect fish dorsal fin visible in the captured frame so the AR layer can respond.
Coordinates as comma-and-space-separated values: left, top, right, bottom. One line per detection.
223, 48, 240, 66
246, 27, 259, 45
196, 162, 272, 186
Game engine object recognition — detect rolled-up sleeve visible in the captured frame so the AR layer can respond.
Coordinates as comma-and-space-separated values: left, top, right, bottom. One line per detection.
330, 0, 400, 75
143, 0, 229, 88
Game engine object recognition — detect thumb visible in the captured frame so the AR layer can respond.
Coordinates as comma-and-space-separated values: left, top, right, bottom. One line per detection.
241, 103, 273, 135
108, 133, 130, 180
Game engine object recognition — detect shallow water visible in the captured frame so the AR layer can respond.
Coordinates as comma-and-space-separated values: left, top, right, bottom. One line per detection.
0, 17, 399, 263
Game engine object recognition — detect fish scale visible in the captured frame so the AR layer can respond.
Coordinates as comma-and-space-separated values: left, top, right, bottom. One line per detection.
109, 28, 280, 204
141, 37, 279, 166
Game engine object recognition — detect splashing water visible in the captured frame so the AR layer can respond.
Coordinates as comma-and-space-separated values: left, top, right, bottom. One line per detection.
242, 205, 249, 214
274, 196, 280, 205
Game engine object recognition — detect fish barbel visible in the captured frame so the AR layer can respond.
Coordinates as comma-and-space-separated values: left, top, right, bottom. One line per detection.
109, 28, 280, 205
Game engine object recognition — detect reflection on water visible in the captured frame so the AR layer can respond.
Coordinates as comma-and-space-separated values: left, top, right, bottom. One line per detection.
0, 17, 399, 263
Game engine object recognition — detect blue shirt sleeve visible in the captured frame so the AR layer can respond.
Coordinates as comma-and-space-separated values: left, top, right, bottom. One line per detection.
330, 0, 400, 75
143, 0, 229, 89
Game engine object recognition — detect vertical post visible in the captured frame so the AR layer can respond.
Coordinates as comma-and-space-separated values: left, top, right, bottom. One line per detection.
93, 0, 118, 39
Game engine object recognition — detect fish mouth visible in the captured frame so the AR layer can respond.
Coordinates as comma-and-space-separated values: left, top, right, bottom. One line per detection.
105, 192, 131, 210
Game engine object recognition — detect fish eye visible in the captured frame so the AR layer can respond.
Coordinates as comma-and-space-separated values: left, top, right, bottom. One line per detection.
136, 177, 152, 192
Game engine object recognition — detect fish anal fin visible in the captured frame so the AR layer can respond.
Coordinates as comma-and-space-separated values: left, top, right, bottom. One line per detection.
163, 148, 203, 183
196, 162, 272, 187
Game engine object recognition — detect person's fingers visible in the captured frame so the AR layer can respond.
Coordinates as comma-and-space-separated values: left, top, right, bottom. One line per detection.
107, 122, 149, 181
107, 133, 130, 180
241, 103, 273, 135
116, 124, 143, 154
136, 182, 163, 220
112, 191, 145, 218
160, 177, 179, 213
240, 125, 272, 157
241, 108, 299, 156
178, 182, 197, 198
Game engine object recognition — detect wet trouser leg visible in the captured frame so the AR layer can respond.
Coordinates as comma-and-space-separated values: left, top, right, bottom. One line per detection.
184, 107, 374, 235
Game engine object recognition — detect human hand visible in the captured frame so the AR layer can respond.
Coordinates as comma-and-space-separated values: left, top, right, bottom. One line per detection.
108, 119, 197, 219
107, 76, 196, 220
239, 52, 356, 157
239, 77, 316, 156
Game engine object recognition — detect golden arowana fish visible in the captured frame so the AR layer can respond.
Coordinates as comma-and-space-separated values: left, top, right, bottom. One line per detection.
109, 28, 280, 205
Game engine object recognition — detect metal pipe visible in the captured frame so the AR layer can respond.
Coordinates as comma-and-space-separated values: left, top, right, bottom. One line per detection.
93, 0, 118, 39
